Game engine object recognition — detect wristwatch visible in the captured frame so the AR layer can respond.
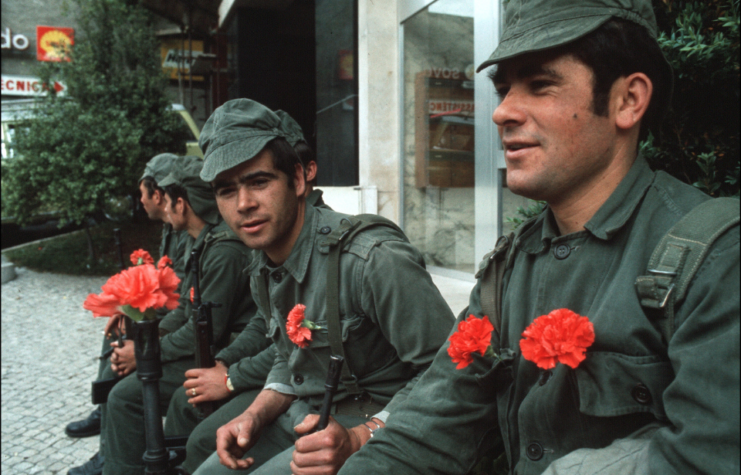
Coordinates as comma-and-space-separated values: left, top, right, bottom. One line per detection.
224, 373, 234, 392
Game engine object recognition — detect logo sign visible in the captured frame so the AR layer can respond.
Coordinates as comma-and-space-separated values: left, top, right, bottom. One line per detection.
1, 75, 67, 96
427, 100, 475, 115
36, 26, 74, 62
1, 27, 30, 50
160, 38, 204, 81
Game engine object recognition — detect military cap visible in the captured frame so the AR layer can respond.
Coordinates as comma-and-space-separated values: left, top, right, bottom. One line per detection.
159, 156, 221, 225
476, 0, 661, 72
139, 153, 180, 184
275, 110, 306, 147
198, 99, 288, 182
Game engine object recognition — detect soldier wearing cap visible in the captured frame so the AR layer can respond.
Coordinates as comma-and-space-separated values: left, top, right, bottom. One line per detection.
162, 109, 325, 474
182, 98, 453, 475
339, 0, 739, 474
67, 154, 198, 475
84, 159, 261, 475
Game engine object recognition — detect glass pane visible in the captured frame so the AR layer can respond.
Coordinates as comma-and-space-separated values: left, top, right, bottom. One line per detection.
402, 0, 476, 273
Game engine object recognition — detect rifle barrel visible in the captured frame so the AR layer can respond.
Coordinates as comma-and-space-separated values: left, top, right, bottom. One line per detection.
317, 355, 344, 431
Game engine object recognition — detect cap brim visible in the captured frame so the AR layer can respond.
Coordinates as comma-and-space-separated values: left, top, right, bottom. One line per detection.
476, 16, 609, 72
200, 134, 279, 182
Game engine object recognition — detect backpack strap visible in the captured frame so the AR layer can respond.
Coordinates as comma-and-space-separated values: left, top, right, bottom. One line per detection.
478, 232, 518, 350
322, 214, 405, 395
635, 198, 740, 345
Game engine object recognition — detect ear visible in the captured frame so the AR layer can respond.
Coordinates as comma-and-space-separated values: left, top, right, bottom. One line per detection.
614, 72, 652, 131
304, 161, 318, 183
153, 189, 164, 206
293, 163, 307, 199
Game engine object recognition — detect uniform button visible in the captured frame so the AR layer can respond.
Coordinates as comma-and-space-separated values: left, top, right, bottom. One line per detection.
319, 226, 332, 234
526, 442, 544, 461
273, 273, 283, 283
294, 374, 304, 385
632, 383, 651, 404
553, 244, 571, 260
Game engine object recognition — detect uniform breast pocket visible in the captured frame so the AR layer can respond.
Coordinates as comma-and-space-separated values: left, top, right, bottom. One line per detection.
575, 352, 674, 421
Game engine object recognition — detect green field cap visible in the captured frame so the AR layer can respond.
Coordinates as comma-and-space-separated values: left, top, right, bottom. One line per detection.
275, 110, 305, 147
140, 153, 180, 184
199, 99, 286, 182
476, 0, 658, 72
159, 156, 220, 225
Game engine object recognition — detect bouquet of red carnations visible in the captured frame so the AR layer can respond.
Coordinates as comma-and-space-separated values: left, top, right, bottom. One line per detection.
83, 250, 180, 322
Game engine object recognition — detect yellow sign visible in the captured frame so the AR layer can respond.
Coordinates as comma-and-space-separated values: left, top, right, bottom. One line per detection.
160, 38, 204, 82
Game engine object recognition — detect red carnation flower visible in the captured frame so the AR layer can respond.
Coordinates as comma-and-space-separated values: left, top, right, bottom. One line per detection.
519, 308, 595, 370
190, 287, 194, 303
286, 304, 322, 349
130, 249, 154, 266
158, 255, 173, 268
448, 315, 497, 370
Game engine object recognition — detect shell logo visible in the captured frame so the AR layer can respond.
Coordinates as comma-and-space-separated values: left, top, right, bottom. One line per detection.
36, 26, 74, 62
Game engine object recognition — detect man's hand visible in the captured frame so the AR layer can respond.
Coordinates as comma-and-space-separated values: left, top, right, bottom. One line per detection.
184, 361, 230, 406
291, 415, 378, 475
215, 411, 262, 470
110, 340, 136, 376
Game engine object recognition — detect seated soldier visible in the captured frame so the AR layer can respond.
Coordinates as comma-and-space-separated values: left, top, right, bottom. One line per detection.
339, 0, 740, 474
188, 98, 455, 475
66, 153, 193, 475
70, 159, 258, 475
163, 110, 325, 475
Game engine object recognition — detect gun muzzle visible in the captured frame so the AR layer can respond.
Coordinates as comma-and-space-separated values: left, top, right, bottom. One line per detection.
316, 355, 344, 431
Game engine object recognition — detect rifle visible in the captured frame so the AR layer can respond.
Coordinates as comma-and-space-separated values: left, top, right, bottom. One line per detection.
316, 355, 344, 431
190, 248, 221, 418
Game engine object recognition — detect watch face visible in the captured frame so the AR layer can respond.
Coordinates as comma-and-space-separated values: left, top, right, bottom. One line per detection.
226, 376, 234, 392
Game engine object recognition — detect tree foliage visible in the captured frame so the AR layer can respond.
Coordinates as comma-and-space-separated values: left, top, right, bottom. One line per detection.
2, 0, 188, 226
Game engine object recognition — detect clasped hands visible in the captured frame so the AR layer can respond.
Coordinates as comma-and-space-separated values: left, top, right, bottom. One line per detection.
183, 360, 231, 406
216, 411, 381, 475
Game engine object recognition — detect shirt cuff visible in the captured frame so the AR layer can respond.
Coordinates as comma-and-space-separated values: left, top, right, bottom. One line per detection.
371, 410, 389, 424
264, 383, 297, 396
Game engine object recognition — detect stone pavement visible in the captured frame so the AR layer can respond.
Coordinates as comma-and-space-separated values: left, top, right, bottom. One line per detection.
0, 265, 474, 475
2, 267, 108, 475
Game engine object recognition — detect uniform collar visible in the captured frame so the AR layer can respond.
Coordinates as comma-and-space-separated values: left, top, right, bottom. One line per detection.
250, 203, 317, 284
516, 155, 655, 254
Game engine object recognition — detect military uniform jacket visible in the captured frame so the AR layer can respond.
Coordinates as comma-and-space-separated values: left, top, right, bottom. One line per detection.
340, 157, 740, 474
249, 204, 454, 418
159, 220, 257, 363
158, 223, 192, 323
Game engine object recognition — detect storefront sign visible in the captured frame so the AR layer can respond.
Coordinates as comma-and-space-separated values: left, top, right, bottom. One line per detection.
1, 27, 30, 50
1, 75, 67, 96
425, 67, 462, 80
36, 26, 74, 62
427, 100, 474, 115
160, 38, 204, 81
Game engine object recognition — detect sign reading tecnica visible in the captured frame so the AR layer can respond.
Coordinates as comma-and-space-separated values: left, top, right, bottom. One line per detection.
1, 75, 67, 96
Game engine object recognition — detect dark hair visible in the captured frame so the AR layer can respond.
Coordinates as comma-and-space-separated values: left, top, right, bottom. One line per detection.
163, 183, 190, 209
140, 176, 161, 199
294, 141, 317, 185
264, 137, 303, 189
557, 19, 670, 142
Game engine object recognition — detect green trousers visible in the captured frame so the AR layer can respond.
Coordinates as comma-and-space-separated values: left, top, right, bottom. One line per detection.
164, 387, 262, 473
101, 357, 195, 475
192, 399, 367, 475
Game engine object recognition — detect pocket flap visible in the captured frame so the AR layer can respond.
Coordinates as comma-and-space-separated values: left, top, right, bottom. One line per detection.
576, 352, 673, 420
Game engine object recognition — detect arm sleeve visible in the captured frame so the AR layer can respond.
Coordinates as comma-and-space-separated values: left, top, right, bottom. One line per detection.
339, 279, 502, 475
215, 309, 271, 366
159, 243, 251, 363
359, 239, 456, 415
228, 345, 277, 393
645, 229, 740, 473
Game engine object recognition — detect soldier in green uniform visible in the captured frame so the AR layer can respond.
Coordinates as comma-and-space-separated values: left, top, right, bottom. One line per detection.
338, 1, 740, 474
67, 154, 197, 475
163, 110, 327, 474
181, 98, 454, 475
68, 159, 258, 475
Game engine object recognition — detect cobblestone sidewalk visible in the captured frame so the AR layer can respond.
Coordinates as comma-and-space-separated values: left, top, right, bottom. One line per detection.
2, 267, 108, 474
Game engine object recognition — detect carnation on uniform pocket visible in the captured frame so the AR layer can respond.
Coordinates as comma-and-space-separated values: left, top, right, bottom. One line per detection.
286, 304, 323, 349
448, 315, 498, 370
519, 308, 595, 370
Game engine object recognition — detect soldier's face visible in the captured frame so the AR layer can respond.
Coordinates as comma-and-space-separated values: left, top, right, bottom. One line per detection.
213, 149, 306, 264
139, 182, 166, 221
164, 194, 186, 231
492, 52, 619, 206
